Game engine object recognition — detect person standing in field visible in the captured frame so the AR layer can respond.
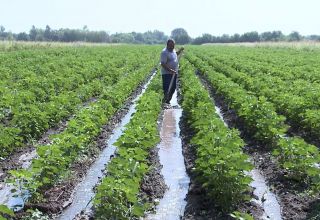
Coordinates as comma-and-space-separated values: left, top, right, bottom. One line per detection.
160, 39, 184, 104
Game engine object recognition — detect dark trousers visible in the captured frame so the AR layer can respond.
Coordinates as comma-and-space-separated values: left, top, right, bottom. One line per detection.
162, 74, 177, 103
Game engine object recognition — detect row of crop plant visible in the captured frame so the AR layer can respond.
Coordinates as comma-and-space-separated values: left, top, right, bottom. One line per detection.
179, 58, 253, 218
93, 73, 163, 219
10, 60, 157, 205
193, 46, 320, 82
185, 53, 320, 193
191, 50, 320, 139
0, 46, 159, 158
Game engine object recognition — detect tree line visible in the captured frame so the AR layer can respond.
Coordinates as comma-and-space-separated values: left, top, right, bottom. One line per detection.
1, 25, 319, 44
0, 25, 168, 44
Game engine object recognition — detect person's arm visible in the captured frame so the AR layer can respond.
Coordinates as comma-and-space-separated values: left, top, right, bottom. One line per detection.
176, 47, 185, 56
161, 62, 176, 74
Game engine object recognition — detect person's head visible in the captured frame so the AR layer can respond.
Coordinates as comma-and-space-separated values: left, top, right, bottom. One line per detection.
166, 39, 175, 52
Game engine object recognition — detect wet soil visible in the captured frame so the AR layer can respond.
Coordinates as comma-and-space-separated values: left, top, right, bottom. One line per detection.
196, 72, 318, 219
0, 146, 35, 182
0, 121, 66, 183
287, 123, 320, 150
140, 146, 167, 210
15, 71, 156, 217
140, 107, 167, 209
72, 146, 167, 220
73, 119, 167, 220
177, 75, 229, 219
72, 78, 166, 220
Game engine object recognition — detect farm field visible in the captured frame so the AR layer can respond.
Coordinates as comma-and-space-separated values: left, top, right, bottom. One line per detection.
0, 43, 320, 220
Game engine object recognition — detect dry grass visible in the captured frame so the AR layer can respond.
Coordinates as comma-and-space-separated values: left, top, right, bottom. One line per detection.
202, 41, 320, 49
0, 40, 124, 51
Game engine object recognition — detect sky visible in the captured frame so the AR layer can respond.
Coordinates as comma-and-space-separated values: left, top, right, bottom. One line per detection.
1, 0, 319, 38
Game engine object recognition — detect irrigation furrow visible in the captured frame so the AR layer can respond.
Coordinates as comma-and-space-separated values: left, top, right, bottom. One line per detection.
193, 64, 282, 219
145, 91, 190, 220
56, 71, 157, 220
249, 169, 281, 220
0, 98, 100, 210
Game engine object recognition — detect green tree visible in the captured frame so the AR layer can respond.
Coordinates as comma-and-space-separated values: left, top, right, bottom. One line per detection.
132, 32, 145, 43
192, 33, 213, 45
7, 32, 14, 41
86, 31, 110, 42
0, 25, 5, 40
44, 25, 52, 41
111, 33, 135, 43
308, 35, 320, 41
142, 30, 167, 44
241, 31, 260, 42
220, 34, 231, 43
17, 32, 30, 41
29, 25, 37, 41
271, 31, 284, 41
260, 31, 273, 41
261, 31, 284, 41
231, 33, 241, 42
288, 31, 302, 41
170, 28, 191, 44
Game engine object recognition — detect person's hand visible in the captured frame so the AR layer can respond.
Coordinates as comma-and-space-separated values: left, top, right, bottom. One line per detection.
177, 47, 184, 56
170, 69, 177, 74
178, 47, 184, 52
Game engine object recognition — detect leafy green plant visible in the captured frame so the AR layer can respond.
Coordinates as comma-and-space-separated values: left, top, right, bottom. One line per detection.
93, 74, 162, 219
274, 137, 320, 188
0, 46, 160, 159
185, 50, 320, 192
180, 59, 253, 211
0, 205, 14, 220
230, 211, 254, 220
10, 51, 159, 203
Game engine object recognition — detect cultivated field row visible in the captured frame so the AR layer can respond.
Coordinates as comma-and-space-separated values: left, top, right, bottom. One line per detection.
1, 45, 319, 219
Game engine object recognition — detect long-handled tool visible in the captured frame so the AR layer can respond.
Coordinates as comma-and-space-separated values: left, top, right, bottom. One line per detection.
166, 72, 176, 103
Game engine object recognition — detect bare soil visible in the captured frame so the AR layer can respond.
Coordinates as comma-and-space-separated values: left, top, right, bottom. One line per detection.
140, 146, 167, 210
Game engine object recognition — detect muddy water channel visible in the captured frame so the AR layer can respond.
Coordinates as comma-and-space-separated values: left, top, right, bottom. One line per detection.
145, 92, 190, 220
